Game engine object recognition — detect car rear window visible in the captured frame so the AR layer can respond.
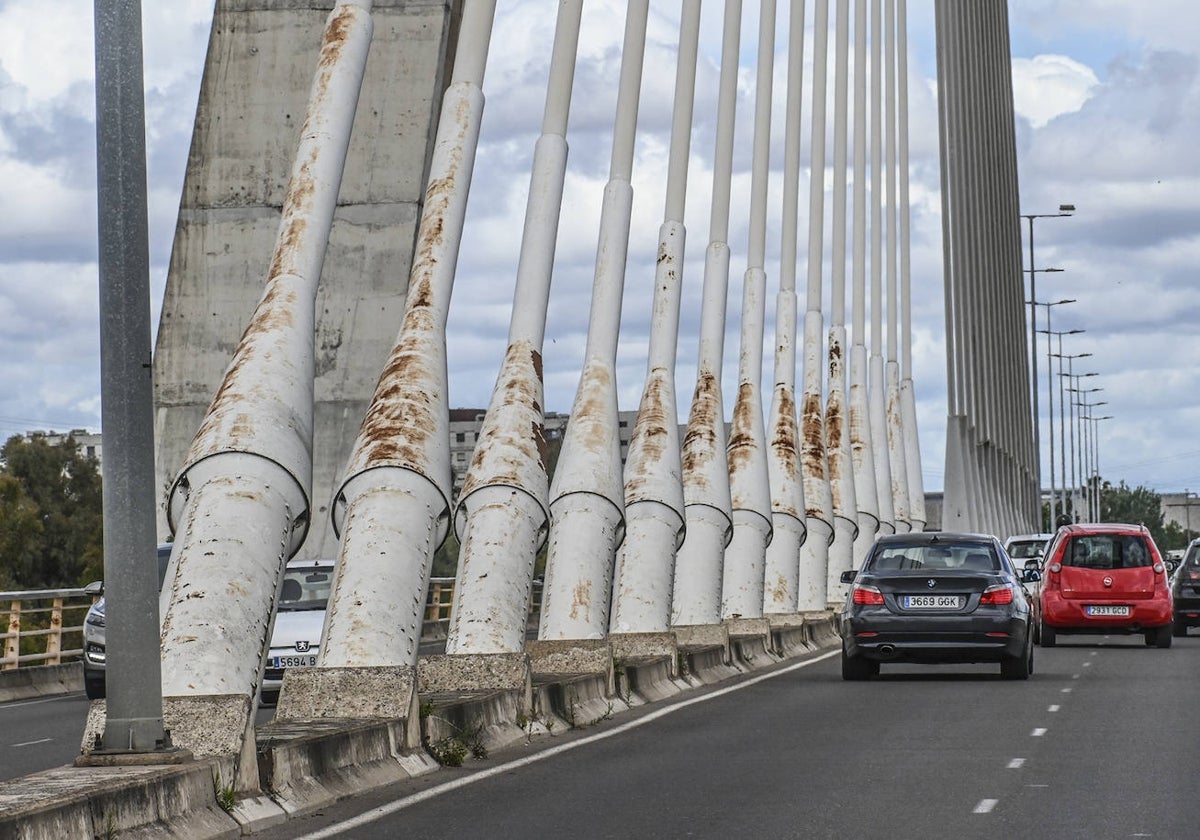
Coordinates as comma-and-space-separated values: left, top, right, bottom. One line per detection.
279, 566, 333, 610
869, 545, 998, 572
1008, 540, 1046, 560
1062, 535, 1153, 569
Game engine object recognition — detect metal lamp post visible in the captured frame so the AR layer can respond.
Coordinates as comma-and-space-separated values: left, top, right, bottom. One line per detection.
1031, 299, 1076, 528
1074, 401, 1107, 520
1020, 203, 1074, 502
1069, 388, 1104, 521
1051, 353, 1092, 522
1081, 413, 1112, 520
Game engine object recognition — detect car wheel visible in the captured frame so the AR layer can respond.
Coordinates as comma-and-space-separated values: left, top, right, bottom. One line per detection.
841, 648, 878, 681
1039, 620, 1056, 647
1173, 618, 1187, 638
1155, 624, 1173, 649
84, 673, 106, 700
1001, 641, 1032, 680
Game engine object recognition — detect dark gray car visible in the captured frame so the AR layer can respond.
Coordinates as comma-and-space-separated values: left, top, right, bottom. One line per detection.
839, 532, 1040, 681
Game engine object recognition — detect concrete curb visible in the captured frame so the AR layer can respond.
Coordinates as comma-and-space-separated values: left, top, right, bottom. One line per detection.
0, 663, 82, 704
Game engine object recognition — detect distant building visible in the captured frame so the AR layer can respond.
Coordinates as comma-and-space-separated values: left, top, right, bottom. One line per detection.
1161, 492, 1200, 540
25, 429, 104, 475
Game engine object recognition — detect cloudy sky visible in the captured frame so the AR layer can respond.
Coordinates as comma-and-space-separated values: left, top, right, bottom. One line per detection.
1, 0, 1197, 500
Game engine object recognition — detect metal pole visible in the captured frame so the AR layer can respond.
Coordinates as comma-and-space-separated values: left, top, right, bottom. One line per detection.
92, 0, 167, 754
1026, 216, 1039, 501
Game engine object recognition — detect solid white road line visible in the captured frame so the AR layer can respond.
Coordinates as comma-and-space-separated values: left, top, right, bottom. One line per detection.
12, 738, 53, 748
292, 650, 841, 840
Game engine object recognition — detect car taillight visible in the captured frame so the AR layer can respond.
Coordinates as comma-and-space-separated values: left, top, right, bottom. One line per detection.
980, 584, 1014, 605
1153, 562, 1165, 574
852, 584, 885, 605
1049, 562, 1061, 574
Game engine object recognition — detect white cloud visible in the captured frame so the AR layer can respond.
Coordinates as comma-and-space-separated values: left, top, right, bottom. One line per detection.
1012, 54, 1099, 128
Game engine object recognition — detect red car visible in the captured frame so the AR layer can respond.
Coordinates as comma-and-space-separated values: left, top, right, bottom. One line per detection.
1039, 523, 1173, 648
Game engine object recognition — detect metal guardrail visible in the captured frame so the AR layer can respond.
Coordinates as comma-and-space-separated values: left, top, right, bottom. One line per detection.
0, 588, 93, 670
1, 577, 544, 671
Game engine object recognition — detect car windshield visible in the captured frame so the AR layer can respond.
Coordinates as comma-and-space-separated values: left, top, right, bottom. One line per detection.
1062, 535, 1152, 569
869, 543, 998, 572
1007, 540, 1045, 560
1185, 545, 1200, 568
278, 566, 333, 611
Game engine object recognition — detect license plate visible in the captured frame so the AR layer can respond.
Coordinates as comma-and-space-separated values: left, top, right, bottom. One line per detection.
271, 654, 317, 668
903, 595, 961, 609
1086, 605, 1131, 617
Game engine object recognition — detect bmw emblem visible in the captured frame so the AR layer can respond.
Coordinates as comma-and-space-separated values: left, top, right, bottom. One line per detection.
294, 640, 311, 652
927, 579, 937, 588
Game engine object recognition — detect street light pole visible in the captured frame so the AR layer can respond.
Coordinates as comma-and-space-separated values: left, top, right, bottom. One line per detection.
1084, 414, 1112, 520
1070, 388, 1104, 521
1033, 301, 1077, 529
1021, 203, 1074, 514
1051, 352, 1092, 523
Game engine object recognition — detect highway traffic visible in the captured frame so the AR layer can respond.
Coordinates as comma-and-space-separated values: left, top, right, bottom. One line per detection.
6, 635, 1196, 838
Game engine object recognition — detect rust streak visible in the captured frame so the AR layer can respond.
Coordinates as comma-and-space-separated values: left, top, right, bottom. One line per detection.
727, 382, 756, 473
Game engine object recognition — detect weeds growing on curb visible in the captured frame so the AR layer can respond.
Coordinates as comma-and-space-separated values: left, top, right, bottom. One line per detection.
212, 771, 236, 812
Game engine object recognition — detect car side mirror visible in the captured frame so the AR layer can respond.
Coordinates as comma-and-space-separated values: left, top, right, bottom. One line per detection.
840, 569, 858, 584
84, 580, 104, 597
1022, 570, 1042, 583
1024, 559, 1040, 571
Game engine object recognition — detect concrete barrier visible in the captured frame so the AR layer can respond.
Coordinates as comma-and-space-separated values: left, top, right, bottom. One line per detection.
1, 620, 847, 838
0, 663, 82, 704
0, 760, 238, 840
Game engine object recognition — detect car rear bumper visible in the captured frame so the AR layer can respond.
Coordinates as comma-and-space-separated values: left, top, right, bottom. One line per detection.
841, 613, 1030, 663
1172, 594, 1200, 625
1041, 594, 1172, 631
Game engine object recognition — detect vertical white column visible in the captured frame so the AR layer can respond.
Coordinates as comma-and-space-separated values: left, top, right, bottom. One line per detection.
610, 1, 701, 634
798, 0, 835, 612
447, 1, 584, 654
540, 1, 649, 640
723, 0, 777, 621
763, 0, 809, 616
674, 1, 742, 627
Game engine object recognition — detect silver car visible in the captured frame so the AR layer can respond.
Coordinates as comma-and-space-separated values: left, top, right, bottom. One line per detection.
260, 558, 334, 704
82, 543, 174, 700
84, 550, 333, 705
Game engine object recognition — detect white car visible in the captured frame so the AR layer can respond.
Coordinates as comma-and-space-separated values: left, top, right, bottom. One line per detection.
84, 551, 333, 705
1004, 533, 1054, 568
260, 557, 335, 704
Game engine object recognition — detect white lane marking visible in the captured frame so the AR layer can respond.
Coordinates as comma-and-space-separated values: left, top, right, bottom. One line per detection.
1007, 758, 1025, 769
1072, 673, 1082, 679
1082, 661, 1092, 667
291, 650, 841, 840
1090, 651, 1098, 656
1047, 704, 1060, 712
974, 799, 998, 814
12, 737, 53, 748
1061, 687, 1073, 693
1032, 728, 1047, 737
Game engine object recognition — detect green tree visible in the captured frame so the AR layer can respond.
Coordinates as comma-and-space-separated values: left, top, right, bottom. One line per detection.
1099, 480, 1170, 548
0, 434, 104, 588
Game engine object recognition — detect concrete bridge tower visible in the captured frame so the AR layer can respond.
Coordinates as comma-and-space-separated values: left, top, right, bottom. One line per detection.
152, 1, 462, 557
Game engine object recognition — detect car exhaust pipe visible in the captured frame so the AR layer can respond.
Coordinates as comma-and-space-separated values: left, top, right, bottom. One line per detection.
877, 643, 898, 658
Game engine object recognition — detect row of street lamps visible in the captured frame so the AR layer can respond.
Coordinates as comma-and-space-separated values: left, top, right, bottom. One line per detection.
1023, 203, 1110, 528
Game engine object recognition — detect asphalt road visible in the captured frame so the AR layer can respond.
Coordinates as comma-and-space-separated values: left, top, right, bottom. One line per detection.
5, 634, 1199, 839
259, 636, 1200, 840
